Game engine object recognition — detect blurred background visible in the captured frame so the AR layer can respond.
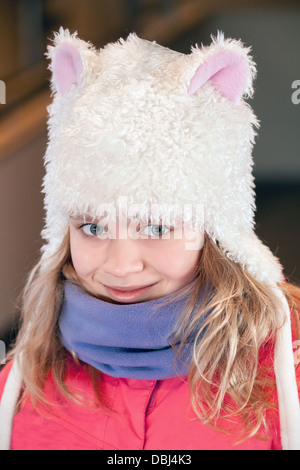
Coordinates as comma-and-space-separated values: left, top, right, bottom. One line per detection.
0, 0, 299, 350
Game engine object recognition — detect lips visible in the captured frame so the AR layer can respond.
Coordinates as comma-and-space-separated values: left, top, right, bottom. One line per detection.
104, 283, 157, 302
105, 284, 154, 292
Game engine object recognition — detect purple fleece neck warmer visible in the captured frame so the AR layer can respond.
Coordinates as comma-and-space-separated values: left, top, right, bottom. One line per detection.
59, 280, 207, 380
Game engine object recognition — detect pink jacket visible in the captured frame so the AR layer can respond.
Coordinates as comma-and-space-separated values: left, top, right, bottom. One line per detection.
0, 345, 286, 450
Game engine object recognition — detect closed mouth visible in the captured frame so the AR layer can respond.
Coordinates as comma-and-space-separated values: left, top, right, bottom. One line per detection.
105, 284, 156, 292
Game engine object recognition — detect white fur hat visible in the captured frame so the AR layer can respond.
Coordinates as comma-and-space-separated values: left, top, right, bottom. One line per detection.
41, 28, 282, 285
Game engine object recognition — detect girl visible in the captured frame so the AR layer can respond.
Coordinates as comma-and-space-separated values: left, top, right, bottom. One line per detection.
0, 28, 300, 450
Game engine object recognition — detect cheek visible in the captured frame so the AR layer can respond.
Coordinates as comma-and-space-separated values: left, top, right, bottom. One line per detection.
70, 233, 99, 278
153, 242, 200, 280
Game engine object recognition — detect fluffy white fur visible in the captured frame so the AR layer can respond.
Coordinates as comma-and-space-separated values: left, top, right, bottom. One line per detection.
41, 28, 282, 284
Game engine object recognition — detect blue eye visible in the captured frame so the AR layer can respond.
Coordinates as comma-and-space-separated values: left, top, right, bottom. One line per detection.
143, 225, 170, 238
82, 223, 106, 237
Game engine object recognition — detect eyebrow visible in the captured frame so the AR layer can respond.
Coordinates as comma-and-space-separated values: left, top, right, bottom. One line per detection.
69, 215, 96, 223
69, 215, 170, 225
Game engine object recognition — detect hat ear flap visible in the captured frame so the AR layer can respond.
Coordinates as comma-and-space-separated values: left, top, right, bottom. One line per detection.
52, 42, 84, 95
188, 50, 248, 103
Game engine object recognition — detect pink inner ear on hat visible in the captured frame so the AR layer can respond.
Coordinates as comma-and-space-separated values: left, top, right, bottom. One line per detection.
188, 50, 247, 103
52, 43, 84, 95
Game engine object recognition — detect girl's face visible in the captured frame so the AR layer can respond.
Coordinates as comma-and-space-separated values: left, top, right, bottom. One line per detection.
69, 216, 204, 303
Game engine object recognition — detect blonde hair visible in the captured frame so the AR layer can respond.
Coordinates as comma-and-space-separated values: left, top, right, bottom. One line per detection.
8, 229, 300, 441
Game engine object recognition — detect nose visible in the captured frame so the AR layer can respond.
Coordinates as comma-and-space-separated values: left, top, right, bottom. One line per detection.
102, 239, 144, 278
